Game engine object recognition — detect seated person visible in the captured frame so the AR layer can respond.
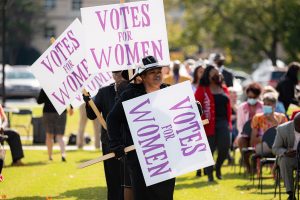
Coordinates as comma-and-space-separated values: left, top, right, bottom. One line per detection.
0, 104, 24, 166
250, 92, 287, 155
272, 113, 300, 200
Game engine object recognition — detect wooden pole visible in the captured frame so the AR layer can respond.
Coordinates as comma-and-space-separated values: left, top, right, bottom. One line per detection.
49, 37, 107, 129
78, 119, 209, 169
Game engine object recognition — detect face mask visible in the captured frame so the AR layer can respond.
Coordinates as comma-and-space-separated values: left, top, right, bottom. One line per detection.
211, 75, 222, 85
247, 98, 257, 105
263, 105, 273, 115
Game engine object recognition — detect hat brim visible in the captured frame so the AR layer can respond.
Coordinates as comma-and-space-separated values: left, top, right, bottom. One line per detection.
128, 65, 162, 82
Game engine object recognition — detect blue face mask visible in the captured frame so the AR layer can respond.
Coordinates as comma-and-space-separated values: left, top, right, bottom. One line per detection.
247, 98, 257, 105
263, 105, 273, 115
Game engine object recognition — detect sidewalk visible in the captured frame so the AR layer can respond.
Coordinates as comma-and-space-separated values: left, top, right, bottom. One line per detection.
3, 136, 99, 151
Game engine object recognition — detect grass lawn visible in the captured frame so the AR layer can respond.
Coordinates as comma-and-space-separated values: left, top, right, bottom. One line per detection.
1, 106, 287, 199
0, 149, 286, 200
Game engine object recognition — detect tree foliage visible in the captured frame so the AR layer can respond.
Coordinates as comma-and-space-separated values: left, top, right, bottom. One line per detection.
0, 0, 45, 65
177, 0, 300, 68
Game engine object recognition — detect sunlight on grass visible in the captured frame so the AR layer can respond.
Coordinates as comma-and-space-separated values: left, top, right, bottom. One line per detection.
0, 150, 286, 200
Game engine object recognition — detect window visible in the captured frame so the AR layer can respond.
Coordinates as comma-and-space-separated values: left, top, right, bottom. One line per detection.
72, 0, 82, 10
44, 26, 56, 39
44, 0, 56, 10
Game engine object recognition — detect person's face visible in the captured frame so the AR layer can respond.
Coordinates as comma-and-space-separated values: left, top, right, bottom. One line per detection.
197, 67, 205, 80
112, 71, 124, 85
247, 91, 258, 99
263, 100, 275, 114
141, 68, 162, 88
209, 68, 222, 84
215, 60, 224, 67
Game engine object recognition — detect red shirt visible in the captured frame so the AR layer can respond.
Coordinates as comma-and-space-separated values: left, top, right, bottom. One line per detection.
195, 85, 232, 137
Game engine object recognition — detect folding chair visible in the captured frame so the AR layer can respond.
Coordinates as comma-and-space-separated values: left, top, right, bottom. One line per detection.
240, 119, 255, 175
274, 156, 282, 200
10, 109, 33, 140
257, 126, 277, 194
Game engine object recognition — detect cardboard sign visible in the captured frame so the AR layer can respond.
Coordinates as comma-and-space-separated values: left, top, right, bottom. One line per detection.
31, 19, 92, 114
71, 72, 114, 108
81, 0, 170, 73
122, 81, 214, 186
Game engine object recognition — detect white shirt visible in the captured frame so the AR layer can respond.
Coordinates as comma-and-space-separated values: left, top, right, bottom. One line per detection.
293, 129, 300, 150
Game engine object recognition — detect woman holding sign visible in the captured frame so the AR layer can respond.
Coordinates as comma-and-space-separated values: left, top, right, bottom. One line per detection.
194, 65, 231, 182
107, 56, 175, 200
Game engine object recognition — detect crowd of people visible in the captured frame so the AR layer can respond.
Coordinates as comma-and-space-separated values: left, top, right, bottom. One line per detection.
0, 53, 300, 200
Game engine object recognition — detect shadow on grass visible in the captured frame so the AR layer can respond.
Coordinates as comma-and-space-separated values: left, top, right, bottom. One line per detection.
175, 178, 219, 190
9, 197, 48, 200
5, 161, 47, 168
9, 186, 107, 200
57, 186, 106, 199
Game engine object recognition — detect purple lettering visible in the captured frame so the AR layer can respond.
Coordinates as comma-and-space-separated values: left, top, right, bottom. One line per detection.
67, 30, 80, 51
170, 96, 192, 110
119, 6, 129, 29
51, 82, 70, 105
115, 44, 125, 65
40, 56, 54, 74
131, 6, 140, 28
129, 98, 155, 122
90, 47, 112, 69
148, 161, 171, 177
95, 10, 108, 31
110, 8, 120, 30
141, 4, 150, 27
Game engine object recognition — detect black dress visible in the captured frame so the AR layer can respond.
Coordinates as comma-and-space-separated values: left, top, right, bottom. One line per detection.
107, 83, 175, 200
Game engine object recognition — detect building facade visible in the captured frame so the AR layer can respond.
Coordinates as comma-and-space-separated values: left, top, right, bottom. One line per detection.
32, 0, 140, 53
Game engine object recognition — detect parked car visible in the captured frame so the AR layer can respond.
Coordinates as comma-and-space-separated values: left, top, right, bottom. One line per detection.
0, 66, 41, 98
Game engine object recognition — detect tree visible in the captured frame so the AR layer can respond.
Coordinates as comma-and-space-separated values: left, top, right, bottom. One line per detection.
182, 0, 300, 68
0, 0, 45, 65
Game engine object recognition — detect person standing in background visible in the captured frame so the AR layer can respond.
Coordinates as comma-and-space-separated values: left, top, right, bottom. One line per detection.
77, 104, 101, 149
195, 65, 231, 182
37, 89, 73, 161
276, 62, 300, 111
210, 53, 234, 87
192, 59, 206, 92
85, 70, 131, 200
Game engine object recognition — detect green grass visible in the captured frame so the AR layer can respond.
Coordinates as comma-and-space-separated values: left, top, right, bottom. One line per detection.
2, 106, 287, 199
0, 150, 286, 200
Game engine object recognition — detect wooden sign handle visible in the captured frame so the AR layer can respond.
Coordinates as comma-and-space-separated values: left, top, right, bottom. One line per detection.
78, 119, 209, 169
78, 145, 135, 169
82, 89, 107, 130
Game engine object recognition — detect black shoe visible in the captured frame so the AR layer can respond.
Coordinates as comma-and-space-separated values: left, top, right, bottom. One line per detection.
196, 169, 202, 177
216, 168, 222, 180
62, 156, 66, 162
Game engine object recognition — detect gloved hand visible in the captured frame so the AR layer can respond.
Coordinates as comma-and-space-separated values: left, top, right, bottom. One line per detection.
112, 145, 126, 160
196, 101, 203, 116
82, 92, 91, 103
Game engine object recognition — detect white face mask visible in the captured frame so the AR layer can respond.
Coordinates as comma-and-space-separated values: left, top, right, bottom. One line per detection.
247, 98, 257, 105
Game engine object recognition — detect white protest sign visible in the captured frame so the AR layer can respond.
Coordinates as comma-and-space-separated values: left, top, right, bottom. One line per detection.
81, 0, 170, 73
71, 72, 114, 108
31, 19, 93, 114
122, 81, 214, 186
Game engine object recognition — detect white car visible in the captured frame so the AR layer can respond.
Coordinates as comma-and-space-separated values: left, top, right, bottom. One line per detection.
0, 66, 41, 98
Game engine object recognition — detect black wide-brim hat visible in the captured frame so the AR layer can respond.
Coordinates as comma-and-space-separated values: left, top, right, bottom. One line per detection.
129, 55, 163, 81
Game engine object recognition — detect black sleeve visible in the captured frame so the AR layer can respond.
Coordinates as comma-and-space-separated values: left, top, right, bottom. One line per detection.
86, 90, 102, 120
107, 94, 127, 149
37, 89, 46, 104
